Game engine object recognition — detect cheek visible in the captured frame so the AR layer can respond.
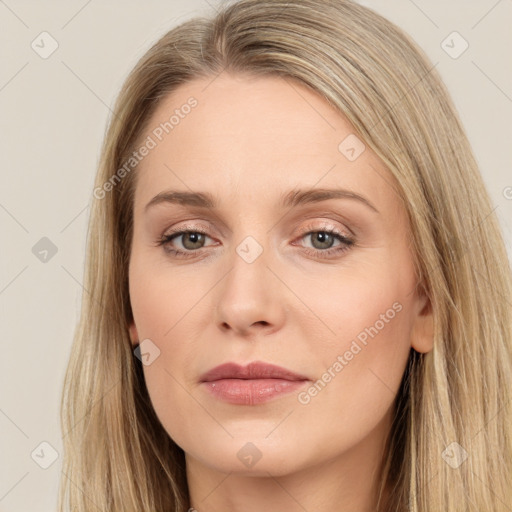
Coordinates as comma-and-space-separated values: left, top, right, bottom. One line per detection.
295, 260, 413, 351
129, 258, 211, 444
297, 270, 415, 424
129, 255, 200, 340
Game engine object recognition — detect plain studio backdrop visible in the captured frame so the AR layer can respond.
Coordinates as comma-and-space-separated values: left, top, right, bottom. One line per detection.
0, 0, 511, 510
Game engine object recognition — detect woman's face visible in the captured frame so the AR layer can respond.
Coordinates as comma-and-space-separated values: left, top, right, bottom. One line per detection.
128, 73, 432, 478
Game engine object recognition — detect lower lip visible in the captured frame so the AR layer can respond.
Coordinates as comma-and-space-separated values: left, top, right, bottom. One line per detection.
202, 378, 308, 405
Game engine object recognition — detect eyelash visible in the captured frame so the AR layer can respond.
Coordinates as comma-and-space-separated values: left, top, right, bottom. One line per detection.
155, 223, 355, 260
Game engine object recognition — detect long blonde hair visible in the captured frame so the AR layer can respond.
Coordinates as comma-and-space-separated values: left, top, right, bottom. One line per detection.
59, 1, 512, 510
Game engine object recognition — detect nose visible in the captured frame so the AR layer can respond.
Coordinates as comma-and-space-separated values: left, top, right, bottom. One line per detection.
214, 243, 287, 338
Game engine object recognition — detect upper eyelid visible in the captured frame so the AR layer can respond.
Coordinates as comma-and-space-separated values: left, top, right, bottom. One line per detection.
298, 221, 351, 235
162, 214, 353, 233
163, 221, 351, 238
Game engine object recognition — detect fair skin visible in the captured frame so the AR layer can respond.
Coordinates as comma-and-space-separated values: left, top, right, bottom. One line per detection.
128, 73, 433, 512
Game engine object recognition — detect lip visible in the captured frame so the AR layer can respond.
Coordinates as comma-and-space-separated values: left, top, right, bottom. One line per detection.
199, 361, 310, 405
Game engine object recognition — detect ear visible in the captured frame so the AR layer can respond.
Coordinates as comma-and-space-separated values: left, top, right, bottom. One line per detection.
128, 321, 139, 347
410, 289, 434, 354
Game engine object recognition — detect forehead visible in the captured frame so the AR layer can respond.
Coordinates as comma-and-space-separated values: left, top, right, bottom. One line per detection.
133, 73, 401, 216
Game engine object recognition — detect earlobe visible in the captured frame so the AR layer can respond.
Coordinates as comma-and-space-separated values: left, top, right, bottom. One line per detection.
128, 322, 139, 346
410, 295, 434, 354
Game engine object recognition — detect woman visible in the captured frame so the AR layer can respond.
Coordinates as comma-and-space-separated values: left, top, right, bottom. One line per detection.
59, 0, 512, 511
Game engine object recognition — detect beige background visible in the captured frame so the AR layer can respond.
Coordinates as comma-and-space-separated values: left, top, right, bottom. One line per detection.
0, 0, 511, 510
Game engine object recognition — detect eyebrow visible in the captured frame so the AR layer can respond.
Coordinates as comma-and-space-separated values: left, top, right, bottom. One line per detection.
144, 187, 379, 213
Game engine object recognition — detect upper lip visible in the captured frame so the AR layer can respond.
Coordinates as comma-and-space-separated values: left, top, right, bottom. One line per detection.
199, 361, 309, 382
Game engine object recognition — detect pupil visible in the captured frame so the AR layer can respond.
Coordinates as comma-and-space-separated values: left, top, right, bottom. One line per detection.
314, 232, 332, 249
184, 232, 204, 249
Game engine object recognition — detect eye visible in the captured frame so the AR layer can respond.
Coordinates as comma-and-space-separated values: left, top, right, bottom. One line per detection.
294, 224, 354, 259
156, 225, 214, 257
155, 222, 355, 260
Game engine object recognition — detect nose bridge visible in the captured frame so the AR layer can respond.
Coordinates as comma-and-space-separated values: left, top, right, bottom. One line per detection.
217, 194, 284, 289
227, 229, 269, 294
213, 219, 285, 334
227, 201, 273, 266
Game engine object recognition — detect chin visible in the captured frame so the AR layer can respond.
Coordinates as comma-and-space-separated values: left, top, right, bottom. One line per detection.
184, 434, 314, 477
